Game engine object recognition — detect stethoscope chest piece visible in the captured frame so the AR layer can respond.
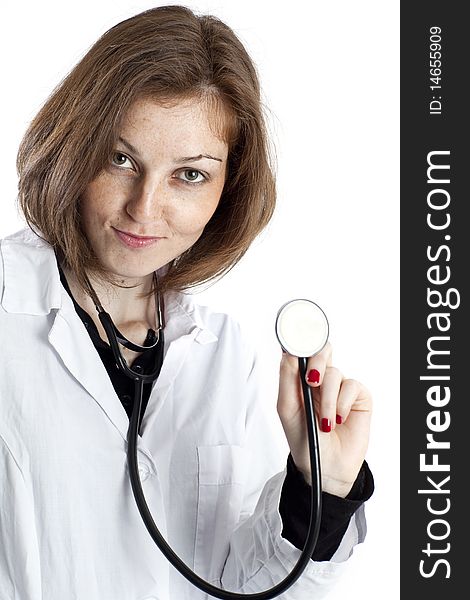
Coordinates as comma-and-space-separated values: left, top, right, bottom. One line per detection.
275, 299, 329, 358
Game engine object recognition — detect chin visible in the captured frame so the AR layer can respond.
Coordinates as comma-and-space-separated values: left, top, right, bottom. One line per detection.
101, 257, 155, 282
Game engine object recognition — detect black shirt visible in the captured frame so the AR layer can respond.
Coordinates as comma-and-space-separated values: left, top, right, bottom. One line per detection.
58, 263, 374, 561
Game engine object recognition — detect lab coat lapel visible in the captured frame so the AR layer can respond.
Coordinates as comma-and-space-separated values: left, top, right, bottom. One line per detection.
49, 295, 170, 561
48, 296, 131, 442
1, 229, 131, 442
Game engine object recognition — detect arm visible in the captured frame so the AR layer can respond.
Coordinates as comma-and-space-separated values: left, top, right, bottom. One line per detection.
280, 454, 374, 561
0, 436, 42, 600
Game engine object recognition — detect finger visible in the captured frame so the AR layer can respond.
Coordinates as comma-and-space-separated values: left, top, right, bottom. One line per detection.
337, 379, 373, 422
318, 366, 343, 432
305, 341, 332, 388
336, 378, 361, 424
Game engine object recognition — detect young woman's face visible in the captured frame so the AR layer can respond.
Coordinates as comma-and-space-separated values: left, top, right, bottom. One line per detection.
80, 96, 229, 283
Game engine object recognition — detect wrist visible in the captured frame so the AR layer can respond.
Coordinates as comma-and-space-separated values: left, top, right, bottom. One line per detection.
288, 453, 312, 487
321, 476, 353, 498
290, 454, 354, 497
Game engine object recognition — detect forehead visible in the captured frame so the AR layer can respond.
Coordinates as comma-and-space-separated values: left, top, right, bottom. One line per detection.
119, 96, 231, 157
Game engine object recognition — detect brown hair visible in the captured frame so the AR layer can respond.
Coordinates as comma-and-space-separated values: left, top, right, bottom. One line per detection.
17, 4, 276, 296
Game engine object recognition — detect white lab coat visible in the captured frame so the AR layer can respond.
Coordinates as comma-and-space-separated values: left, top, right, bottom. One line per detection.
0, 228, 366, 600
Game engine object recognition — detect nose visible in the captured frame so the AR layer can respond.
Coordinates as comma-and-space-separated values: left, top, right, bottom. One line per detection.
125, 175, 166, 225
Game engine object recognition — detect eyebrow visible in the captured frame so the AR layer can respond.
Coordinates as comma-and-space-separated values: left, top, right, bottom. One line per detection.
118, 137, 142, 158
176, 154, 223, 163
118, 137, 223, 163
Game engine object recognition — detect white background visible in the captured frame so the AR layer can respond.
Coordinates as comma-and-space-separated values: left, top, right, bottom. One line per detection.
1, 1, 399, 598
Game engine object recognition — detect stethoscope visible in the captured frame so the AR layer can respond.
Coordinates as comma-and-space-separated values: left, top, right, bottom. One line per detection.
84, 272, 329, 599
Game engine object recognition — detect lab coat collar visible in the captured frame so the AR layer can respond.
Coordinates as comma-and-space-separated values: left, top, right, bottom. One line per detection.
1, 227, 62, 315
163, 290, 218, 346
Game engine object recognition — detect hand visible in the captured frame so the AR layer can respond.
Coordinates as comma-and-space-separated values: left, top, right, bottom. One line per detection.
277, 342, 372, 498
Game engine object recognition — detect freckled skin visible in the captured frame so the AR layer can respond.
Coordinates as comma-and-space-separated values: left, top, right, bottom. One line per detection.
80, 97, 229, 287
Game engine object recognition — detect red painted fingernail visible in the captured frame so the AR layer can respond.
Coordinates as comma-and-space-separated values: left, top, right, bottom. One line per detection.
321, 418, 331, 433
307, 369, 320, 384
336, 414, 343, 425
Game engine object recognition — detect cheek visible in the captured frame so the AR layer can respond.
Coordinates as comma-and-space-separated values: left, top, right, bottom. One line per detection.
80, 178, 117, 228
172, 191, 222, 236
171, 209, 210, 238
80, 181, 100, 218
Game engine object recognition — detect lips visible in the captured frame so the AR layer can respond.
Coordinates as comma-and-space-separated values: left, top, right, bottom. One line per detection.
115, 228, 159, 239
113, 228, 161, 249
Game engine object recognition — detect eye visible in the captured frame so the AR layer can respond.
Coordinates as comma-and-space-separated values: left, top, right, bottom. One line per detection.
111, 152, 134, 170
176, 169, 207, 185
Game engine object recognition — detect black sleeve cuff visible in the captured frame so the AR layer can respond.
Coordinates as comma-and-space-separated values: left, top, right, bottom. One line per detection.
279, 454, 374, 561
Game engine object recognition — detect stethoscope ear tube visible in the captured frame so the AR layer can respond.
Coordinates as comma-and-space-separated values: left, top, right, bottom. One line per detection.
99, 311, 162, 382
126, 357, 322, 599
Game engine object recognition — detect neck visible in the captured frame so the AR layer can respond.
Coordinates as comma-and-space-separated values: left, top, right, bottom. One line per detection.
62, 266, 158, 337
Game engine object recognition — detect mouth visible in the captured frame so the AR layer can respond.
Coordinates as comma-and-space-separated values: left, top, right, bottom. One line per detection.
113, 227, 162, 249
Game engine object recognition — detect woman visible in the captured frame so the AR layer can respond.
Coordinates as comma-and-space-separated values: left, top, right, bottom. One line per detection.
0, 5, 373, 599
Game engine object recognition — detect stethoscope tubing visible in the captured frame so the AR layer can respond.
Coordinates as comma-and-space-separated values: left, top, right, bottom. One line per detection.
126, 354, 322, 599
85, 265, 324, 599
